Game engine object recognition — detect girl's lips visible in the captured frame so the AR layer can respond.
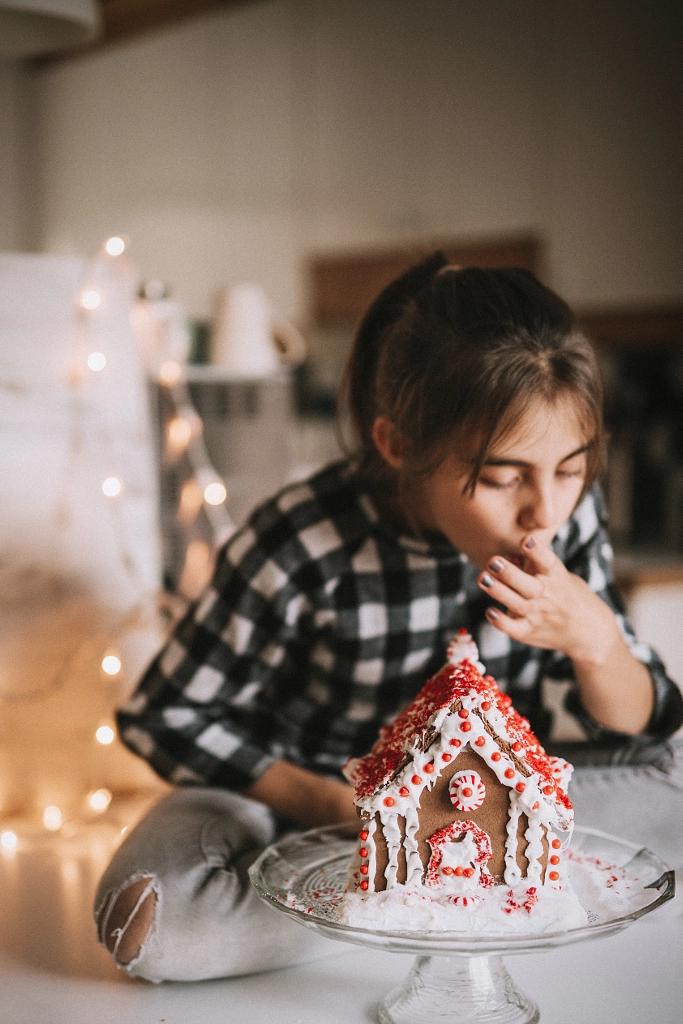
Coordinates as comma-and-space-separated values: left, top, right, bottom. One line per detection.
508, 554, 524, 568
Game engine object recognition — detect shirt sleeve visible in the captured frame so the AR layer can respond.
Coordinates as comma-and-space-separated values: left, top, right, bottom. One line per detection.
542, 486, 683, 741
116, 509, 316, 792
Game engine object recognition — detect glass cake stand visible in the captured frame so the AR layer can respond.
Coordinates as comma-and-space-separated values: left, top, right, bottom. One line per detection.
249, 823, 674, 1024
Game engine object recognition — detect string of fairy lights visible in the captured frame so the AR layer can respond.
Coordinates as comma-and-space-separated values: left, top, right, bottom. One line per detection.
0, 235, 235, 854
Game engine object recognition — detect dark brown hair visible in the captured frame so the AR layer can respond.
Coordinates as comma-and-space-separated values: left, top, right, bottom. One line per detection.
338, 254, 604, 510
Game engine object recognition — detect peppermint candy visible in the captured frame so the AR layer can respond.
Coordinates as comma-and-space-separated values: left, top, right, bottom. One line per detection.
449, 770, 486, 812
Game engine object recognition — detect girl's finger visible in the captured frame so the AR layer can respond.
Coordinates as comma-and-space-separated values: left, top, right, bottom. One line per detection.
484, 557, 542, 600
485, 605, 531, 641
478, 572, 530, 616
519, 536, 557, 575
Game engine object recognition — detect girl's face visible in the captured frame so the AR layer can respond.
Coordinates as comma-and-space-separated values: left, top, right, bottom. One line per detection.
415, 397, 590, 569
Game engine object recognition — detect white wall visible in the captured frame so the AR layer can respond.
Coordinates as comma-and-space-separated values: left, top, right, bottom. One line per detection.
13, 0, 683, 320
628, 584, 683, 690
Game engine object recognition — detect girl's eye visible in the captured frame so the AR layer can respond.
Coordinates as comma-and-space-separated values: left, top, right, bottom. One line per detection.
479, 476, 518, 490
557, 468, 584, 480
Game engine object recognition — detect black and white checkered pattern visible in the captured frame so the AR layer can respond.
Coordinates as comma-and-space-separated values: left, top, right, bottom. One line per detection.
118, 461, 683, 792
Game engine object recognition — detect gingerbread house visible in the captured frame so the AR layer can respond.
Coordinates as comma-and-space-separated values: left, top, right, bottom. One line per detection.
342, 630, 574, 903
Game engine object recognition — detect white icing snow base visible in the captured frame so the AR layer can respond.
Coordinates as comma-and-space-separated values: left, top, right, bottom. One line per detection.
339, 881, 586, 934
338, 850, 645, 935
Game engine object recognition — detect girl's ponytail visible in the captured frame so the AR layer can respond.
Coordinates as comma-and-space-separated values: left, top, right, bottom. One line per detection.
339, 251, 448, 460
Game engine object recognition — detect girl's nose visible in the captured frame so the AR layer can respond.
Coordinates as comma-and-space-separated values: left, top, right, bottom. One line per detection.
518, 485, 555, 531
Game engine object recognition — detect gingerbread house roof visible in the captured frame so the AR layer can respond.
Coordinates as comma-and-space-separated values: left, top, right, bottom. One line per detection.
343, 631, 573, 834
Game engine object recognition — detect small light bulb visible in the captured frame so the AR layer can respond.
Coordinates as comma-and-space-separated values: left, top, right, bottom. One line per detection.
102, 476, 122, 497
88, 788, 112, 813
158, 360, 183, 386
1, 831, 18, 851
87, 351, 107, 371
167, 415, 193, 449
43, 806, 63, 831
96, 725, 115, 745
81, 289, 101, 311
101, 654, 122, 676
178, 540, 212, 599
204, 481, 227, 506
177, 480, 204, 525
105, 236, 126, 256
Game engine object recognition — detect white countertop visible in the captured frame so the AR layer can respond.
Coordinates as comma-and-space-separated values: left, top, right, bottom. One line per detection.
0, 904, 681, 1024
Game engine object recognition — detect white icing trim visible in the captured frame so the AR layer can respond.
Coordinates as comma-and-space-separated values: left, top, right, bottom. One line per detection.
404, 804, 423, 886
366, 817, 377, 892
504, 791, 523, 885
524, 817, 544, 885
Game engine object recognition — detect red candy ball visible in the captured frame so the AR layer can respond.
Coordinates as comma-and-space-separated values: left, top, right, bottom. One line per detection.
412, 775, 423, 785
549, 871, 560, 881
504, 768, 515, 779
461, 722, 472, 732
399, 787, 410, 797
360, 880, 369, 891
384, 796, 395, 807
491, 751, 501, 762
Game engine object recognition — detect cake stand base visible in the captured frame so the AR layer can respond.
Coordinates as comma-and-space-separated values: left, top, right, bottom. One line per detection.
377, 954, 539, 1024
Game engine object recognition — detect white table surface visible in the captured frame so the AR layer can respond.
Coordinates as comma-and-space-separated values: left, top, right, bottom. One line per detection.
0, 901, 681, 1024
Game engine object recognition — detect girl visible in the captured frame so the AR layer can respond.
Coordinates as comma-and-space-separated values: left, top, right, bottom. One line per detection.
95, 253, 682, 981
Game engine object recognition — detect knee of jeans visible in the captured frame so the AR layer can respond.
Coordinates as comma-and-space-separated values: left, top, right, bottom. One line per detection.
96, 874, 158, 970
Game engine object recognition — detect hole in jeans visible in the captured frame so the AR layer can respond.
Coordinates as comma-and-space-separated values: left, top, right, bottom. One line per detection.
97, 875, 157, 966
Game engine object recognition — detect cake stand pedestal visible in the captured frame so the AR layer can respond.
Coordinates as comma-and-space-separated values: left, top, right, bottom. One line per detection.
378, 952, 538, 1023
249, 824, 674, 1024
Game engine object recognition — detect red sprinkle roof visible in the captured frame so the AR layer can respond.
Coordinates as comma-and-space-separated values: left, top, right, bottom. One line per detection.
347, 657, 572, 813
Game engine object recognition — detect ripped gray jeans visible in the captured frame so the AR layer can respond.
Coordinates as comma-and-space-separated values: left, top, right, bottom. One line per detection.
94, 788, 335, 982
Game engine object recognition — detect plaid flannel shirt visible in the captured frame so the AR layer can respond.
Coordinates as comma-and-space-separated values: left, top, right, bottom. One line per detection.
118, 460, 683, 791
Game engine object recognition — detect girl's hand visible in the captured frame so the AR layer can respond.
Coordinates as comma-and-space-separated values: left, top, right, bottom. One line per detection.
477, 535, 620, 667
477, 535, 654, 734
